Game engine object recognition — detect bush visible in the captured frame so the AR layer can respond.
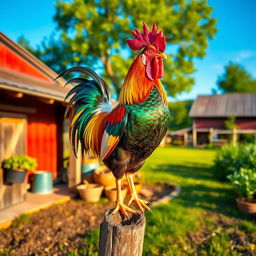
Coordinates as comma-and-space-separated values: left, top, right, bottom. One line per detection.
213, 144, 256, 180
172, 140, 182, 146
213, 145, 239, 180
2, 155, 37, 171
228, 168, 256, 201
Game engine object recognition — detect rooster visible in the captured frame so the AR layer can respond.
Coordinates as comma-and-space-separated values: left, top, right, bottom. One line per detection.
61, 22, 170, 217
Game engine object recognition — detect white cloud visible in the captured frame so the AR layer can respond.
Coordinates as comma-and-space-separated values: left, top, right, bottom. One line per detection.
211, 64, 223, 71
234, 50, 256, 62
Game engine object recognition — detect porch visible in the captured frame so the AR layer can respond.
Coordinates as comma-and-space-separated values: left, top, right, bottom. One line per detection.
0, 184, 73, 229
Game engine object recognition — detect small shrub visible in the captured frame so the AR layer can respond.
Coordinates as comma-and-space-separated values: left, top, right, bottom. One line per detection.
237, 144, 256, 170
228, 168, 256, 201
2, 155, 37, 171
172, 140, 182, 146
213, 144, 256, 181
213, 145, 239, 180
11, 214, 31, 228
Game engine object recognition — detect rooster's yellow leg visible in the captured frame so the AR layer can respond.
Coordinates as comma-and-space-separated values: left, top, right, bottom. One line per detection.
112, 178, 136, 217
126, 173, 150, 212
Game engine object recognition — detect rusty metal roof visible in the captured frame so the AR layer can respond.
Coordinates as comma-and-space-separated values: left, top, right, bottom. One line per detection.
189, 94, 256, 117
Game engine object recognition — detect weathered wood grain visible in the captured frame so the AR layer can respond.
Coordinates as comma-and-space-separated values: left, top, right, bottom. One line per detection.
99, 210, 146, 256
0, 116, 27, 209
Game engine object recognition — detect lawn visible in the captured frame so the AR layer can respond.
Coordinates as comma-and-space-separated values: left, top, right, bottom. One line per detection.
1, 146, 255, 256
77, 146, 256, 256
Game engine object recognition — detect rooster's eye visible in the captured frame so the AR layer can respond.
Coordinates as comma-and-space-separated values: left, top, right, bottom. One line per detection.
147, 50, 152, 53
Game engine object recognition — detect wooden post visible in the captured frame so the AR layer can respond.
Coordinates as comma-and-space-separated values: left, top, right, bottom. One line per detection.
99, 210, 146, 256
232, 129, 237, 146
68, 144, 81, 193
209, 128, 214, 145
184, 132, 188, 147
192, 128, 197, 147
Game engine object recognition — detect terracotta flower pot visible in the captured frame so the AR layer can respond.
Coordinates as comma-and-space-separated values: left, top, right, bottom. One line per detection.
134, 182, 142, 193
93, 166, 116, 187
104, 185, 127, 202
122, 173, 143, 194
124, 182, 142, 194
236, 197, 256, 214
77, 183, 103, 202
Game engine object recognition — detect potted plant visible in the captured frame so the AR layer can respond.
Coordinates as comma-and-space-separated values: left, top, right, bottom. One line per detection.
77, 180, 103, 202
228, 168, 256, 214
2, 155, 37, 184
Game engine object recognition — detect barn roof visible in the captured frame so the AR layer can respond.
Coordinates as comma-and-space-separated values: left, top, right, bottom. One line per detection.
189, 94, 256, 118
0, 32, 70, 102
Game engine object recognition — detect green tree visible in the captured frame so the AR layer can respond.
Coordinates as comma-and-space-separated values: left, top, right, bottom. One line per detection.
17, 35, 36, 54
224, 115, 237, 130
217, 62, 256, 93
169, 100, 193, 131
20, 0, 217, 96
52, 0, 217, 95
18, 34, 75, 76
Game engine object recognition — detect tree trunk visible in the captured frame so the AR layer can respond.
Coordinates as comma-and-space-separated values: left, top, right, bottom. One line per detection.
100, 56, 120, 95
99, 210, 146, 256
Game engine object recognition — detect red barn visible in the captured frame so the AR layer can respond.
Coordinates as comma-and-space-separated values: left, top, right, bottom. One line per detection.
0, 33, 74, 209
189, 94, 256, 146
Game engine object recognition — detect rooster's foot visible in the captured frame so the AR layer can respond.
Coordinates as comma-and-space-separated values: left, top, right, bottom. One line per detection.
112, 201, 136, 217
128, 195, 150, 212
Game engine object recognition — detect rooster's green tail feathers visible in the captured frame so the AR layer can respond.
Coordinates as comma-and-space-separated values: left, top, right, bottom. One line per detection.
58, 67, 111, 157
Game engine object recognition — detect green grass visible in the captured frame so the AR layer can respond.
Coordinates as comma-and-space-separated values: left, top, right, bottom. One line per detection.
78, 146, 256, 255
11, 214, 31, 228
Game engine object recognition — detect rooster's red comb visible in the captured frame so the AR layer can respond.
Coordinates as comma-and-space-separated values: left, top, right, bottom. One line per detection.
127, 22, 166, 53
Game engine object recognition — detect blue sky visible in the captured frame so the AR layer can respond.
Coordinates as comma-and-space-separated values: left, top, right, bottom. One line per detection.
1, 0, 256, 101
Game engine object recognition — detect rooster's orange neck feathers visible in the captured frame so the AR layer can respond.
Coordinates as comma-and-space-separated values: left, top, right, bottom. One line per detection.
119, 55, 167, 105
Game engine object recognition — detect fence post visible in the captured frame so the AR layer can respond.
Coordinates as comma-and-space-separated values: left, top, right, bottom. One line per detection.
99, 210, 146, 256
232, 129, 237, 146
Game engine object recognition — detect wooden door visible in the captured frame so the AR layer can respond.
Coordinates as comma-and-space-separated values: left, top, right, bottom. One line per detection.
0, 115, 27, 209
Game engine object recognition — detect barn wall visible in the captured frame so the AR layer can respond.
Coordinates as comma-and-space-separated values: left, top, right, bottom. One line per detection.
194, 117, 256, 130
195, 118, 226, 129
0, 91, 64, 179
27, 107, 58, 178
0, 117, 27, 209
236, 118, 256, 129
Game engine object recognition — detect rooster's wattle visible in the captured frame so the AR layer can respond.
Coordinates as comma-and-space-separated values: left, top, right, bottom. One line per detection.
62, 22, 170, 216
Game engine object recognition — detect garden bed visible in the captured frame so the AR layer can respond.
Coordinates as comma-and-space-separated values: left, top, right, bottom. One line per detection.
0, 182, 177, 255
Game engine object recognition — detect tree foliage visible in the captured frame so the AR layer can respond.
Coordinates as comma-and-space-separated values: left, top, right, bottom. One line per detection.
169, 100, 193, 130
54, 0, 217, 95
217, 62, 256, 93
18, 34, 75, 76
20, 0, 217, 96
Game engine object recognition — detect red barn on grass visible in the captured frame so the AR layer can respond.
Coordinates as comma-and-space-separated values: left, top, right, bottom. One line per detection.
189, 94, 256, 147
0, 33, 80, 209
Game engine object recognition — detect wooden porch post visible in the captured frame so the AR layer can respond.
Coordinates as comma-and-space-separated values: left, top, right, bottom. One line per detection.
232, 129, 237, 146
209, 128, 214, 145
192, 129, 197, 147
68, 144, 81, 192
184, 133, 188, 147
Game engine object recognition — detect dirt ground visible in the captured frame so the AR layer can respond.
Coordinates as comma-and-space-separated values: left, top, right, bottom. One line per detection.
0, 183, 174, 256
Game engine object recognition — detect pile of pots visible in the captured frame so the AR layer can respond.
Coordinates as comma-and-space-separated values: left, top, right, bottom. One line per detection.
77, 158, 142, 203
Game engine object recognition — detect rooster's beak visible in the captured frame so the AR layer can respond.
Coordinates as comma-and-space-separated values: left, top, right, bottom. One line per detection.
157, 53, 167, 59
